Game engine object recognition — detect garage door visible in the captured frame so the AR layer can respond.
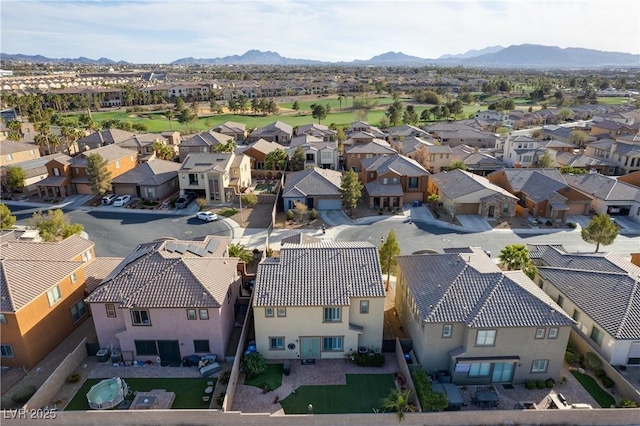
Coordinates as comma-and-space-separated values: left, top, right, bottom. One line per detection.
567, 203, 588, 215
317, 199, 342, 210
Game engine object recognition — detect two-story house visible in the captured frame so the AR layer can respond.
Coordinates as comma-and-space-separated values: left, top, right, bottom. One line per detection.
110, 159, 181, 201
240, 138, 287, 170
344, 141, 396, 174
76, 129, 138, 152
86, 236, 241, 363
212, 122, 247, 142
590, 120, 640, 139
534, 245, 640, 366
289, 135, 339, 170
253, 241, 385, 360
0, 140, 40, 166
585, 137, 640, 174
282, 167, 343, 211
361, 153, 429, 209
179, 130, 230, 162
502, 135, 554, 168
295, 123, 337, 142
0, 235, 103, 369
395, 249, 574, 385
178, 152, 251, 203
346, 121, 386, 139
386, 124, 433, 141
118, 134, 170, 162
249, 121, 293, 145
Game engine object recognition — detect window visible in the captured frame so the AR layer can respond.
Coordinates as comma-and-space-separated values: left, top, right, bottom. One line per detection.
572, 309, 581, 321
590, 327, 604, 346
74, 167, 80, 175
556, 295, 564, 307
535, 328, 545, 339
502, 202, 509, 214
134, 340, 157, 355
47, 285, 62, 307
0, 314, 6, 324
391, 178, 399, 184
187, 309, 197, 320
199, 309, 209, 320
306, 153, 314, 161
468, 362, 491, 377
324, 307, 341, 322
547, 328, 558, 339
188, 173, 199, 185
5, 154, 12, 161
105, 304, 116, 318
0, 344, 14, 357
475, 329, 496, 346
131, 309, 151, 326
130, 155, 135, 161
265, 307, 274, 317
382, 178, 388, 184
70, 272, 77, 284
114, 160, 120, 169
277, 307, 286, 317
408, 177, 418, 189
81, 250, 93, 263
360, 300, 369, 314
53, 167, 60, 176
269, 337, 285, 350
531, 359, 548, 373
194, 340, 210, 353
29, 149, 35, 155
322, 337, 343, 351
70, 300, 87, 323
442, 324, 452, 338
351, 166, 360, 172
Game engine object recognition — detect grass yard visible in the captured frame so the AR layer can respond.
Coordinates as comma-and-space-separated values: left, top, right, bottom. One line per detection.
65, 378, 213, 410
570, 371, 615, 408
280, 374, 395, 414
244, 364, 283, 391
596, 97, 632, 105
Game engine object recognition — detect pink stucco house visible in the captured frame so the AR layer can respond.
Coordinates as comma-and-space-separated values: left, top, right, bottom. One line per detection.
85, 236, 241, 364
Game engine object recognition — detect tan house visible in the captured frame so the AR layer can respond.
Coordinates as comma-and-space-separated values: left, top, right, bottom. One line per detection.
212, 122, 247, 141
585, 137, 640, 174
179, 130, 230, 162
0, 235, 107, 369
250, 121, 293, 145
344, 141, 396, 174
111, 159, 180, 201
241, 138, 286, 170
118, 134, 170, 162
0, 140, 40, 166
282, 167, 343, 211
38, 144, 138, 197
178, 152, 251, 203
590, 120, 640, 139
76, 129, 138, 152
361, 154, 429, 209
429, 169, 517, 220
253, 242, 385, 360
488, 169, 592, 220
395, 249, 573, 385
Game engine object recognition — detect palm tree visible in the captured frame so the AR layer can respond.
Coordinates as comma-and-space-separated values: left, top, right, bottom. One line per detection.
338, 94, 345, 111
164, 110, 174, 131
380, 389, 416, 423
228, 242, 253, 265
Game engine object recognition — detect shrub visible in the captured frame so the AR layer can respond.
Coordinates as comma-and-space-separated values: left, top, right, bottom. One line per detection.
241, 352, 266, 379
545, 379, 555, 388
309, 209, 318, 220
286, 209, 294, 221
567, 222, 577, 229
601, 376, 615, 388
594, 369, 607, 379
195, 197, 208, 211
11, 385, 37, 404
350, 351, 385, 367
617, 399, 638, 408
411, 369, 448, 411
241, 193, 258, 207
215, 391, 226, 406
219, 370, 231, 385
584, 352, 603, 370
536, 380, 546, 389
525, 380, 536, 389
545, 219, 553, 226
565, 351, 581, 365
66, 373, 81, 384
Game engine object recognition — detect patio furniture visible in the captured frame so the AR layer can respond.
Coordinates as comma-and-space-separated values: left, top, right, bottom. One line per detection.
475, 388, 499, 409
202, 396, 210, 402
204, 386, 214, 394
200, 362, 221, 378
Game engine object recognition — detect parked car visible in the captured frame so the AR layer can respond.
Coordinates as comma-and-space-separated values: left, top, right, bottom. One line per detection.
113, 195, 132, 207
175, 192, 196, 209
195, 211, 218, 222
102, 194, 117, 205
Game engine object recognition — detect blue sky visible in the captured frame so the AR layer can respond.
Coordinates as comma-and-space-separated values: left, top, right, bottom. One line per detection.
2, 0, 638, 63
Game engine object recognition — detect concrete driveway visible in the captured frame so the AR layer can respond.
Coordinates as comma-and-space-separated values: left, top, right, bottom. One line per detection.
456, 215, 492, 231
318, 210, 354, 226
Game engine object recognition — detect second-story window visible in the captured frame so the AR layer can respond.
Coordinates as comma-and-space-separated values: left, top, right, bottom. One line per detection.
324, 307, 341, 322
131, 309, 151, 326
408, 177, 418, 189
189, 173, 199, 185
475, 329, 496, 346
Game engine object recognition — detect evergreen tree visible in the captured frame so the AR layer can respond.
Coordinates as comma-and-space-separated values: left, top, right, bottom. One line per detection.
379, 229, 401, 291
340, 169, 362, 216
1, 204, 16, 230
290, 146, 305, 171
581, 214, 619, 252
86, 153, 112, 195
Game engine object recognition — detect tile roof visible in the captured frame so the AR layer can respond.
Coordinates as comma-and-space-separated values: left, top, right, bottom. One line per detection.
72, 144, 137, 165
0, 140, 38, 154
253, 242, 384, 307
563, 173, 640, 201
431, 169, 517, 200
496, 169, 568, 202
361, 154, 428, 176
345, 141, 396, 155
118, 134, 167, 148
0, 153, 68, 178
246, 138, 287, 154
0, 235, 94, 261
83, 257, 125, 294
86, 237, 237, 308
538, 268, 640, 339
365, 181, 404, 196
111, 159, 180, 186
252, 121, 293, 136
1, 259, 84, 312
213, 121, 246, 133
282, 167, 342, 197
540, 246, 640, 276
180, 152, 233, 173
76, 129, 137, 146
554, 152, 615, 168
525, 244, 567, 260
396, 253, 573, 328
181, 130, 229, 147
392, 136, 434, 156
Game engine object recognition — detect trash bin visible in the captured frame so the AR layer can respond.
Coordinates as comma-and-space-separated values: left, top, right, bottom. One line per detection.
283, 359, 291, 376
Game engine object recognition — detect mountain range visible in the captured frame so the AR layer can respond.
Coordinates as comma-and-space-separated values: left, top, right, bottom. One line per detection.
2, 44, 639, 68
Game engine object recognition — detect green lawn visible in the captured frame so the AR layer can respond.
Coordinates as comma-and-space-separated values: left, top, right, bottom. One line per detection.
244, 364, 283, 391
65, 378, 213, 410
596, 97, 632, 105
570, 371, 615, 408
280, 374, 395, 414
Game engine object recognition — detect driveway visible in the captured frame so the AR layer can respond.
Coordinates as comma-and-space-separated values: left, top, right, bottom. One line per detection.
318, 210, 353, 226
456, 215, 492, 231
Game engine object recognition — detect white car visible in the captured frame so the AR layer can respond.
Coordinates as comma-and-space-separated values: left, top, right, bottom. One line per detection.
195, 211, 218, 222
113, 195, 132, 207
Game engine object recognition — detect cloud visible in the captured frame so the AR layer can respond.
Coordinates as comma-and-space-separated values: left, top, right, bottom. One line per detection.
1, 0, 638, 63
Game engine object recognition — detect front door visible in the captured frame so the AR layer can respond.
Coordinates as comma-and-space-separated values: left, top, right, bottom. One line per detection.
491, 362, 514, 383
488, 205, 495, 218
300, 337, 320, 358
157, 340, 181, 365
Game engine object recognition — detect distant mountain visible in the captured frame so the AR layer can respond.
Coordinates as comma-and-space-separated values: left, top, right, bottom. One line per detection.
352, 51, 429, 65
0, 53, 127, 65
464, 44, 640, 68
438, 45, 504, 59
171, 50, 323, 65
